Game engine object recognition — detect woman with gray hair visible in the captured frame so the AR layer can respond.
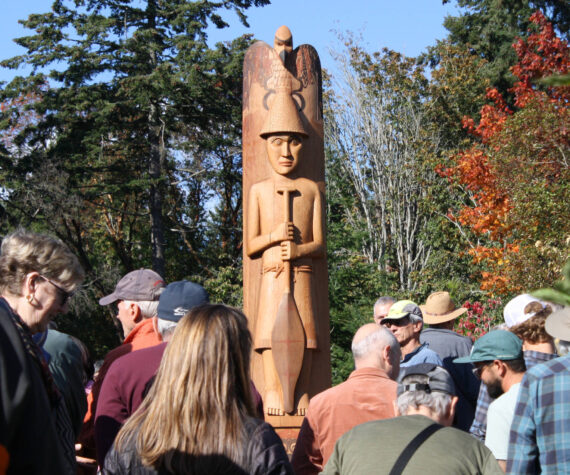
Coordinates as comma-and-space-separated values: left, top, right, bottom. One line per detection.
0, 229, 84, 474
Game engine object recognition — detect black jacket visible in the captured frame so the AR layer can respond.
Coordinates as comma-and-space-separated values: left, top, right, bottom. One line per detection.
103, 417, 293, 474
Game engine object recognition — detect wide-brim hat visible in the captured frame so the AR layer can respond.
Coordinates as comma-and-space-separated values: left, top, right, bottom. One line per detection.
420, 291, 467, 324
545, 306, 570, 341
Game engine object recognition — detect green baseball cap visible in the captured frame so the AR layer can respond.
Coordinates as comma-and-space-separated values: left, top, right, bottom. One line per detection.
454, 330, 523, 363
382, 300, 423, 322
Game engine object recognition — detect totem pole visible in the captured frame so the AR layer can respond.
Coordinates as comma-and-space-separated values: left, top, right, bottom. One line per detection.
243, 26, 331, 437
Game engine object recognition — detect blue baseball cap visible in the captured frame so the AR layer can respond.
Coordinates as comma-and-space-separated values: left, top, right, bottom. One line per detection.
157, 281, 209, 322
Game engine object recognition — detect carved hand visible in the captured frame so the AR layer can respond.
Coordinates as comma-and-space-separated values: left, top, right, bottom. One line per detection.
280, 240, 298, 261
273, 221, 294, 243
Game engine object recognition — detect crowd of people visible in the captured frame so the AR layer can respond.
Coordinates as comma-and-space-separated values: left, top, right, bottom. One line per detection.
1, 228, 569, 474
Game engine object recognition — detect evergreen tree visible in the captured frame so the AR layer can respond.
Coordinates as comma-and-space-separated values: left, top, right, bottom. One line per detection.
0, 0, 268, 355
441, 0, 569, 97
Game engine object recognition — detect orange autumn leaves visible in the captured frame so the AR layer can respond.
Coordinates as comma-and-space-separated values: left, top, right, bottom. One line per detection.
439, 12, 570, 294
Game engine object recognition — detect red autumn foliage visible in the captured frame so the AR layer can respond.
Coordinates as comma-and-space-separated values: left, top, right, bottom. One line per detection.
438, 11, 569, 294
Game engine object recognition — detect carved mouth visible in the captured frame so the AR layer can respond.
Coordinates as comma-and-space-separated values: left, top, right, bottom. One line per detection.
278, 158, 293, 167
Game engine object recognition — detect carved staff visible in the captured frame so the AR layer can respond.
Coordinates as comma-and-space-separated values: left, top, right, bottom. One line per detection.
271, 186, 305, 414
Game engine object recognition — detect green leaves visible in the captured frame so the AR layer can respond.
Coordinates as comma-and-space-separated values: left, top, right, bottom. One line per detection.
533, 259, 570, 306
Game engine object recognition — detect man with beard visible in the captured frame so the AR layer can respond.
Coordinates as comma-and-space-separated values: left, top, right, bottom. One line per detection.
455, 330, 526, 472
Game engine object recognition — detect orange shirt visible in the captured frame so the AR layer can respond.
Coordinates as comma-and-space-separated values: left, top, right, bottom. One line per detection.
292, 367, 397, 475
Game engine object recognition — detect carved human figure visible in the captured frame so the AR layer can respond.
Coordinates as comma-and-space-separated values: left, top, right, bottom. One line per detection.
246, 88, 325, 415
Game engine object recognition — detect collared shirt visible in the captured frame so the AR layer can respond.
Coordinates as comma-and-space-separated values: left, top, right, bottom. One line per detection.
470, 350, 557, 441
291, 367, 397, 475
401, 342, 443, 368
507, 354, 570, 474
421, 328, 480, 431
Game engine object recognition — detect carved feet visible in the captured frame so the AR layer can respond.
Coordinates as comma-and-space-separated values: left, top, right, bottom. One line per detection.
265, 390, 309, 416
266, 390, 285, 416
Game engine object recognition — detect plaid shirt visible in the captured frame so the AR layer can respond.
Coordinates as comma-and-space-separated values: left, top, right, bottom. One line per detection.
506, 354, 570, 474
469, 350, 557, 441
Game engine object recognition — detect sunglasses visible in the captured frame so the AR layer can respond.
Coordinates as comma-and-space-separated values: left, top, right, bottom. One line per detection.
472, 362, 493, 379
381, 316, 411, 327
40, 275, 74, 307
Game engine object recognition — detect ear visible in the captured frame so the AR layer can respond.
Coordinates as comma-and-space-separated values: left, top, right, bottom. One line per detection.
128, 302, 142, 324
495, 360, 508, 378
413, 320, 423, 334
445, 396, 459, 427
382, 344, 391, 363
23, 272, 41, 295
151, 316, 162, 341
393, 399, 401, 416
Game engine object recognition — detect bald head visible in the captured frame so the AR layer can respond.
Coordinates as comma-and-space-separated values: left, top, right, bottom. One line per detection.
274, 25, 293, 62
352, 324, 400, 379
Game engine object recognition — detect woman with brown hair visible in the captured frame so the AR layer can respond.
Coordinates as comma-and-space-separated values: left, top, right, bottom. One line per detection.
103, 303, 293, 474
0, 229, 85, 474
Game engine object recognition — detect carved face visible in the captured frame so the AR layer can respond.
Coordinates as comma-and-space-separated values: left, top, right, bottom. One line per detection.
265, 133, 303, 175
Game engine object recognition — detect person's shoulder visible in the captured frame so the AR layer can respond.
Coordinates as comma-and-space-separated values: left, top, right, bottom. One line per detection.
294, 177, 320, 192
307, 378, 348, 409
526, 354, 570, 380
250, 179, 272, 192
114, 342, 166, 368
420, 345, 444, 362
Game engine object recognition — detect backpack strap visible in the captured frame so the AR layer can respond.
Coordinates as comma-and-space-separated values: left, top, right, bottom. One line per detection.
388, 423, 443, 475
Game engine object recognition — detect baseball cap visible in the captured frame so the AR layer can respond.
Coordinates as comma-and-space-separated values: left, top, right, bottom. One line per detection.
382, 300, 423, 322
453, 330, 523, 364
397, 363, 456, 397
157, 280, 209, 322
99, 269, 165, 306
503, 294, 548, 327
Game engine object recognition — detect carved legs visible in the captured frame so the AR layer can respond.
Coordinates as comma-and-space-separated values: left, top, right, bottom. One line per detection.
262, 349, 284, 416
262, 347, 313, 416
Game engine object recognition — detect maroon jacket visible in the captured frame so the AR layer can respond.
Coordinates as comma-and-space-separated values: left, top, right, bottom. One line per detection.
95, 342, 264, 466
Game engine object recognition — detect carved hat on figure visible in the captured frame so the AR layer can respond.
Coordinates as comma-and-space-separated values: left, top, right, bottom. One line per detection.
420, 291, 467, 325
259, 72, 308, 138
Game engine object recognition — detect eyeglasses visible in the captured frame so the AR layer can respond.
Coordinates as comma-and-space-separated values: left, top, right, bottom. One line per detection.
40, 275, 74, 307
472, 362, 493, 379
381, 316, 411, 328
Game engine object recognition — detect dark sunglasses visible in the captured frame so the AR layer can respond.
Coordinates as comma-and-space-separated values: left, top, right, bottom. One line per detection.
381, 316, 411, 327
472, 362, 493, 379
40, 275, 74, 306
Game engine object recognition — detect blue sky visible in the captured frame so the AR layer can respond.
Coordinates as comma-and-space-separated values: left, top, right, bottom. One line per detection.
1, 1, 460, 83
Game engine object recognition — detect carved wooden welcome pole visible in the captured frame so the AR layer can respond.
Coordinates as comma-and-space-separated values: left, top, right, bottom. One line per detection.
243, 26, 331, 445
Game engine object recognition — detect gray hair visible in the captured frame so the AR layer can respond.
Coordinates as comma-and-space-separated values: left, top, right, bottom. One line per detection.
352, 326, 400, 362
396, 374, 451, 418
156, 317, 178, 339
374, 296, 395, 308
409, 312, 423, 331
124, 297, 161, 320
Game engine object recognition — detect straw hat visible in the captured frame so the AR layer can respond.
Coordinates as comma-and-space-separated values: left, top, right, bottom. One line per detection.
420, 291, 467, 325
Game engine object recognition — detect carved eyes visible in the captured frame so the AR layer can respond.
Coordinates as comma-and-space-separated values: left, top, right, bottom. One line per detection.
270, 136, 301, 147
